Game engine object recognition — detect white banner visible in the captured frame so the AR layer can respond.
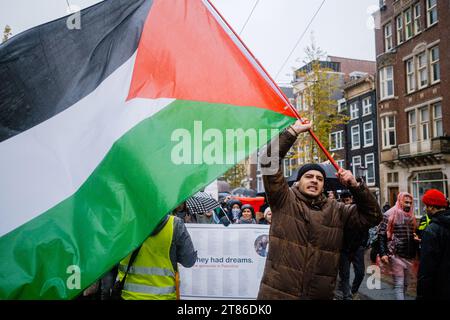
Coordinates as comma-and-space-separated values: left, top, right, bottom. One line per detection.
179, 224, 270, 300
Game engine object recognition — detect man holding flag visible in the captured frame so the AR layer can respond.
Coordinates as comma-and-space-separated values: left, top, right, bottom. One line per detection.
257, 120, 382, 300
0, 0, 301, 299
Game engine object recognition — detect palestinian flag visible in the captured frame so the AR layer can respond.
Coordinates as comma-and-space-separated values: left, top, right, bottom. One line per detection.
0, 0, 296, 299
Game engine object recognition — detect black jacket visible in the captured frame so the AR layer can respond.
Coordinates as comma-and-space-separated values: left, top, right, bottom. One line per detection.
417, 210, 450, 300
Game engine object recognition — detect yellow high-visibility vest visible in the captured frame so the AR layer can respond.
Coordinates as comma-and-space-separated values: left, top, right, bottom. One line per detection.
118, 215, 176, 300
418, 214, 431, 231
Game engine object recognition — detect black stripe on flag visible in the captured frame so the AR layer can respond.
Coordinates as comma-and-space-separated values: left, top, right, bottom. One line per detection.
0, 0, 153, 143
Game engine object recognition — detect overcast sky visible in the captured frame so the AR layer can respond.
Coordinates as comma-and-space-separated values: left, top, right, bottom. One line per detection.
0, 0, 379, 84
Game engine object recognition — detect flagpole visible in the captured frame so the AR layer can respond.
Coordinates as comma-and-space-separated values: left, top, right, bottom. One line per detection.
205, 0, 340, 171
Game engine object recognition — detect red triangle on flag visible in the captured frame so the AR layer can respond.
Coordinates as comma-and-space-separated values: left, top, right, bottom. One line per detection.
127, 0, 295, 118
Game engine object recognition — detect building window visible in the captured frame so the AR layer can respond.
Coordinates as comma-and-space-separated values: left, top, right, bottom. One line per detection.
350, 102, 359, 119
352, 156, 362, 177
417, 52, 428, 89
338, 100, 347, 113
363, 122, 374, 147
406, 58, 416, 93
405, 8, 413, 40
384, 23, 393, 51
412, 171, 447, 216
426, 0, 438, 27
420, 107, 430, 140
362, 97, 372, 115
413, 3, 421, 34
396, 15, 404, 45
283, 158, 295, 178
330, 131, 344, 151
337, 160, 345, 169
408, 110, 417, 142
382, 115, 396, 148
430, 46, 440, 83
365, 154, 376, 185
433, 103, 443, 137
351, 125, 360, 149
387, 172, 399, 183
379, 66, 394, 100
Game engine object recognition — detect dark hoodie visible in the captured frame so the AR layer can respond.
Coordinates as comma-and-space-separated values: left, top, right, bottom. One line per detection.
417, 210, 450, 300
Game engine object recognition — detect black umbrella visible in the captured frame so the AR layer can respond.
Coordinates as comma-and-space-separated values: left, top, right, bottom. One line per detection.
287, 163, 344, 191
185, 191, 220, 215
231, 187, 257, 197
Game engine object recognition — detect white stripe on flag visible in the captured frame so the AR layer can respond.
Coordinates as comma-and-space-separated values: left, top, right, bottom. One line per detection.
0, 53, 174, 237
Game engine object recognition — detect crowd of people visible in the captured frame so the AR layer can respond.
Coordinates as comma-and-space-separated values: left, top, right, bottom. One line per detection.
172, 196, 272, 226
77, 120, 449, 301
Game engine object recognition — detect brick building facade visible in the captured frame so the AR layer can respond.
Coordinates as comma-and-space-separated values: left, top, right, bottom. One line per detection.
375, 0, 450, 214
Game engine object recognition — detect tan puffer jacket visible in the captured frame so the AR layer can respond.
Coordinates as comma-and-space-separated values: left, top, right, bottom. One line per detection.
257, 130, 382, 300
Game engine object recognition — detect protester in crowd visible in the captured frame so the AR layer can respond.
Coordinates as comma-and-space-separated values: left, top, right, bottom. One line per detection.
116, 214, 197, 300
196, 210, 218, 224
417, 189, 450, 300
257, 119, 382, 300
172, 202, 196, 224
378, 192, 417, 300
327, 191, 337, 200
340, 190, 353, 205
334, 190, 368, 300
259, 207, 272, 225
382, 202, 391, 214
237, 204, 257, 224
226, 199, 242, 223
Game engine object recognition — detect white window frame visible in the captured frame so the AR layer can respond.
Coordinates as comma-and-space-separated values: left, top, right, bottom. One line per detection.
351, 125, 361, 150
365, 153, 376, 185
430, 46, 440, 84
408, 110, 418, 142
362, 97, 372, 116
396, 14, 404, 45
363, 121, 374, 147
433, 103, 443, 137
413, 3, 421, 34
384, 23, 393, 52
426, 0, 438, 27
382, 115, 396, 149
420, 107, 430, 141
283, 158, 295, 178
350, 102, 359, 120
405, 8, 413, 40
337, 160, 345, 169
330, 131, 344, 151
352, 156, 362, 177
406, 58, 416, 93
379, 66, 394, 100
417, 52, 428, 89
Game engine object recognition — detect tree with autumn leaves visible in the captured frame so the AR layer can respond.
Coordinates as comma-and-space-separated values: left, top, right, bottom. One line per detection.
290, 39, 348, 167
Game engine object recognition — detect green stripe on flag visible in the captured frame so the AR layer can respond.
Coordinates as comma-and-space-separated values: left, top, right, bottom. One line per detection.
0, 100, 294, 299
